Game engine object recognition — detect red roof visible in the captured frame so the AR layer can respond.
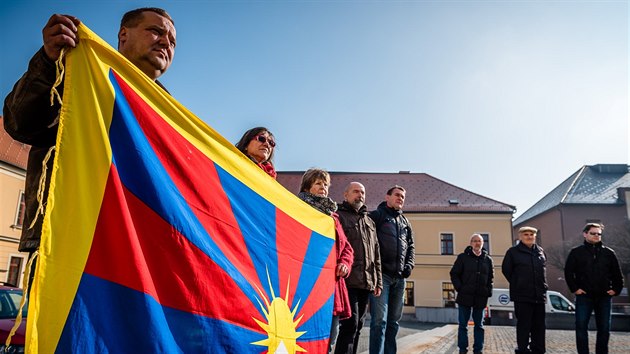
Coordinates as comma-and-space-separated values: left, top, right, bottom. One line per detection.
0, 116, 29, 170
277, 171, 515, 214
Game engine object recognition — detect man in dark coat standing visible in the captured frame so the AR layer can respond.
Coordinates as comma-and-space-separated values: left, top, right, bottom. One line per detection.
450, 234, 494, 354
565, 223, 624, 354
368, 185, 414, 354
502, 226, 547, 354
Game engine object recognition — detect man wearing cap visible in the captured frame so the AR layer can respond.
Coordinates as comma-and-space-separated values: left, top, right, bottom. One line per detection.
502, 226, 548, 354
564, 223, 623, 354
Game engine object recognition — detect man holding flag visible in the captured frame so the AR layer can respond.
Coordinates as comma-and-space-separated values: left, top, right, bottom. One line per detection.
4, 6, 339, 353
3, 7, 176, 260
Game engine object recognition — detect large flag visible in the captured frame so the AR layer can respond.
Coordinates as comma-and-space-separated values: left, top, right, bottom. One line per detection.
28, 24, 336, 354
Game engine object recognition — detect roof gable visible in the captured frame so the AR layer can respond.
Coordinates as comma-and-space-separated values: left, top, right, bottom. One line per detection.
0, 116, 29, 170
514, 164, 630, 225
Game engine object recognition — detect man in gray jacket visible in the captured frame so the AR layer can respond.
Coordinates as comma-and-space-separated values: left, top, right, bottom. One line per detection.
334, 182, 382, 354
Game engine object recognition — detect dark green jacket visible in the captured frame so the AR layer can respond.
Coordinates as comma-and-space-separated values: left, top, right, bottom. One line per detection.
337, 201, 382, 291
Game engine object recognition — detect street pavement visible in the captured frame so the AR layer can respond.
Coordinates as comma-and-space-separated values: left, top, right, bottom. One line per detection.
353, 322, 630, 353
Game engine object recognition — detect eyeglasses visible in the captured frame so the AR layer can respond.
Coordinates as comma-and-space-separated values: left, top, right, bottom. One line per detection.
588, 232, 602, 236
254, 135, 276, 147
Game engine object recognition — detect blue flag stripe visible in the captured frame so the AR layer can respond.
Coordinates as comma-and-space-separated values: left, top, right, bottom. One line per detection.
107, 70, 263, 314
57, 274, 267, 354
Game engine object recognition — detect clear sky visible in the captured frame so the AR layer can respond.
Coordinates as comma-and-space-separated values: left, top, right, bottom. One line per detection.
2, 0, 628, 217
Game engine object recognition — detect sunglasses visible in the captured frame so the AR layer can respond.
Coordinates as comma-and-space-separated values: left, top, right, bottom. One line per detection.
254, 135, 276, 147
588, 232, 602, 236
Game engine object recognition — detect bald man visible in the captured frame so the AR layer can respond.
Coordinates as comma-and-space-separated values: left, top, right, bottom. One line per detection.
334, 182, 382, 354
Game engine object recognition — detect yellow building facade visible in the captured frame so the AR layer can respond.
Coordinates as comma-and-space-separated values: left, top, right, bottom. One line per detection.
0, 159, 28, 287
0, 116, 30, 288
406, 212, 512, 312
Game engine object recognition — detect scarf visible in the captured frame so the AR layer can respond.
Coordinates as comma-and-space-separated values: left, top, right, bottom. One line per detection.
258, 161, 277, 179
248, 155, 277, 179
298, 192, 337, 215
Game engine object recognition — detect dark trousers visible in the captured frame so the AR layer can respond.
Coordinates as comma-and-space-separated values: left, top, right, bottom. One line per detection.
335, 288, 371, 354
458, 305, 485, 353
575, 295, 612, 354
514, 301, 546, 353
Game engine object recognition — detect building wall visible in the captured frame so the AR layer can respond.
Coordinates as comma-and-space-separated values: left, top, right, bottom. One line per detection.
406, 212, 513, 309
0, 164, 28, 286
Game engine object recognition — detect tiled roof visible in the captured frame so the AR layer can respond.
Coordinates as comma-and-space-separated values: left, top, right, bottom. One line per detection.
514, 164, 630, 225
277, 171, 515, 214
0, 116, 29, 170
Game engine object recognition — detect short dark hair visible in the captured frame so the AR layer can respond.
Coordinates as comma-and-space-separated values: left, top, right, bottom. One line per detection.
120, 7, 174, 29
387, 185, 405, 195
300, 169, 330, 193
234, 127, 275, 163
583, 223, 604, 233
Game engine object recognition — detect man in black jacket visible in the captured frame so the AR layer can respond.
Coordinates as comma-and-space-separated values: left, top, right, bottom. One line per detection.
368, 185, 414, 354
335, 182, 382, 354
564, 223, 624, 354
450, 234, 494, 354
502, 226, 547, 354
4, 8, 176, 259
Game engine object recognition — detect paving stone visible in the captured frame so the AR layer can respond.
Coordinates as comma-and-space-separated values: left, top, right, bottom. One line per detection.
357, 322, 630, 354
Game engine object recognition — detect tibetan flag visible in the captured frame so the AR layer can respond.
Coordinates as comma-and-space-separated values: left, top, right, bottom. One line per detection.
28, 23, 336, 354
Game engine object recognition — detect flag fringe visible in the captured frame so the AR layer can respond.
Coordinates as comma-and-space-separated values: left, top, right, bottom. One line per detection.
28, 47, 66, 230
50, 47, 66, 108
27, 146, 55, 230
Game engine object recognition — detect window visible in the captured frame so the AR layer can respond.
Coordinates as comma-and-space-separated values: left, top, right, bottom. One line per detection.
480, 233, 490, 253
443, 282, 456, 308
549, 294, 571, 311
0, 288, 26, 319
13, 191, 26, 229
440, 233, 453, 255
404, 281, 415, 306
6, 256, 24, 288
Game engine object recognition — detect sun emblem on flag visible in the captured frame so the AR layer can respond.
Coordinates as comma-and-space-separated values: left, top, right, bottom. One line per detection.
251, 276, 306, 354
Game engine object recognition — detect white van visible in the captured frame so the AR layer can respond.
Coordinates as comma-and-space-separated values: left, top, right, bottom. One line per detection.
488, 288, 575, 314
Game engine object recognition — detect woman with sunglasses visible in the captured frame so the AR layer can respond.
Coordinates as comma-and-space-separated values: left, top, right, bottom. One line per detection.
297, 168, 353, 353
235, 127, 277, 179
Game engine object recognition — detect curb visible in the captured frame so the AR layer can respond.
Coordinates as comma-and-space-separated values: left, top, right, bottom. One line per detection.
358, 324, 456, 354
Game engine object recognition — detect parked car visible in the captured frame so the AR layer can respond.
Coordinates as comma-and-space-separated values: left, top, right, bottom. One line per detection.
488, 288, 575, 314
0, 286, 26, 354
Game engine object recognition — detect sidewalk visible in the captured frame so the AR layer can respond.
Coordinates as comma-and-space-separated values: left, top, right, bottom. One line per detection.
359, 324, 630, 354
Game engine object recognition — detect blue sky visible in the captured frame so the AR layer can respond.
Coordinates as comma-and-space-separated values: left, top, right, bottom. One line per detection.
2, 0, 628, 217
